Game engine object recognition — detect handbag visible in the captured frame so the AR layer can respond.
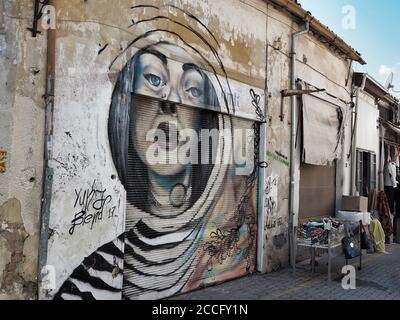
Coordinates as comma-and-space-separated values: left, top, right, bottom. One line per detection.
342, 224, 361, 259
360, 224, 374, 252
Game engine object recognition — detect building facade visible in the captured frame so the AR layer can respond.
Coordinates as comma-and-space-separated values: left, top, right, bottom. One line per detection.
2, 0, 394, 300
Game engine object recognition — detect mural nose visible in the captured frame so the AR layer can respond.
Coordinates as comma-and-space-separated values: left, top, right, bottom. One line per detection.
159, 101, 178, 116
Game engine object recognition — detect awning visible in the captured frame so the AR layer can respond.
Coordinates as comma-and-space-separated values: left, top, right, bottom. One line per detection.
302, 93, 347, 166
384, 121, 400, 136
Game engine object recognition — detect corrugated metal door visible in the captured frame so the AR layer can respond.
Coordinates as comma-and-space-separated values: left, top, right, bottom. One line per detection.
120, 94, 259, 299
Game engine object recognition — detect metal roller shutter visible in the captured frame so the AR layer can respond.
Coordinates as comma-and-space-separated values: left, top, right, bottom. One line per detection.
121, 94, 259, 299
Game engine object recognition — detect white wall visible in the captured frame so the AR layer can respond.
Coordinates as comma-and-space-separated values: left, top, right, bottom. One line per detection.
356, 92, 380, 155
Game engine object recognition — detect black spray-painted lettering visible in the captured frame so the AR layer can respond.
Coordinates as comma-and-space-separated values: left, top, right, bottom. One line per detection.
69, 180, 116, 235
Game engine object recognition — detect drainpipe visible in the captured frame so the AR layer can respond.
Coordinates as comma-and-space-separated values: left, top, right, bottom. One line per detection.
257, 121, 267, 272
379, 124, 386, 191
38, 0, 56, 298
256, 14, 269, 273
350, 74, 367, 195
289, 22, 309, 269
350, 89, 360, 196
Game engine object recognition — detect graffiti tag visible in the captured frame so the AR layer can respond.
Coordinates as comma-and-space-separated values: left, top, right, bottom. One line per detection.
250, 89, 265, 122
266, 217, 283, 230
69, 180, 117, 235
266, 150, 290, 167
265, 175, 278, 217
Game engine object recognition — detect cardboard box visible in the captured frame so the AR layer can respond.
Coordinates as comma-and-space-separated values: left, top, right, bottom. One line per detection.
342, 196, 368, 212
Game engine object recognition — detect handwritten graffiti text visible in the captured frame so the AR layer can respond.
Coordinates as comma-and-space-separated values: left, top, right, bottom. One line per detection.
69, 180, 117, 235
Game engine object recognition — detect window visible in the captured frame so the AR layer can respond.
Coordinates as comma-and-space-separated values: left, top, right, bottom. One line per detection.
379, 107, 395, 123
356, 150, 376, 197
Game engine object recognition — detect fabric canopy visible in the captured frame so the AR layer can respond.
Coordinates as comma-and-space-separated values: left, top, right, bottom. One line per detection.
302, 93, 346, 166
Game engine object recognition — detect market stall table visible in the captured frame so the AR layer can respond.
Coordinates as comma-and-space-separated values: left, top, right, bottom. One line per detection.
294, 220, 362, 283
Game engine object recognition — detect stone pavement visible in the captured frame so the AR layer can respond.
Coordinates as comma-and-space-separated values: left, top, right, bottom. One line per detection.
171, 244, 400, 300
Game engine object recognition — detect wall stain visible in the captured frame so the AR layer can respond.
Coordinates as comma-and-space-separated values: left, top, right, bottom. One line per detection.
0, 150, 6, 173
0, 198, 36, 298
272, 233, 287, 249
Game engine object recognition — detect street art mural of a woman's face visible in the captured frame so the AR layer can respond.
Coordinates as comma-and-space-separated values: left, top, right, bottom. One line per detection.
109, 40, 229, 299
131, 43, 210, 177
54, 4, 260, 300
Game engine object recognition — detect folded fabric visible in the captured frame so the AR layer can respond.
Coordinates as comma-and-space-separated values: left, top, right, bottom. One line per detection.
378, 191, 393, 243
370, 219, 386, 253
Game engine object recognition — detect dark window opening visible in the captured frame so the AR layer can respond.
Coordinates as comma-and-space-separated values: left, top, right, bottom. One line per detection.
356, 150, 376, 199
379, 107, 395, 123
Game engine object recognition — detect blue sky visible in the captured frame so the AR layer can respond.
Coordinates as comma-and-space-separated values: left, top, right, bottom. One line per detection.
299, 0, 400, 98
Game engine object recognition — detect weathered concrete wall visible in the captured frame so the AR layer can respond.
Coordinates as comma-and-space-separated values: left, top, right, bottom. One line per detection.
0, 0, 47, 299
263, 3, 353, 272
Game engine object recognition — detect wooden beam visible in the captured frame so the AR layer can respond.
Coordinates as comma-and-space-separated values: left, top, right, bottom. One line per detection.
281, 88, 326, 97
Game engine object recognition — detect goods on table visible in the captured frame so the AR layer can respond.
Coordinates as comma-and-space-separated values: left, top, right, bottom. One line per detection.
297, 217, 345, 245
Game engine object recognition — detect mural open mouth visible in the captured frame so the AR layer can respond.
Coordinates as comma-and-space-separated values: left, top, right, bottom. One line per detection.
156, 121, 179, 151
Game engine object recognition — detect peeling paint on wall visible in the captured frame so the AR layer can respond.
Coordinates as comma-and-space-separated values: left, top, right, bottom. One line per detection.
0, 198, 36, 298
272, 233, 287, 249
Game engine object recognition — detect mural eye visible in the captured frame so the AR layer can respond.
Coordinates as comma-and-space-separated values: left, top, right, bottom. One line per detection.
144, 73, 163, 88
186, 87, 203, 98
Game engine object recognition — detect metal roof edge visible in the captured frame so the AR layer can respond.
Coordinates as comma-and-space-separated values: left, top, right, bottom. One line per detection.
353, 72, 399, 106
267, 0, 366, 65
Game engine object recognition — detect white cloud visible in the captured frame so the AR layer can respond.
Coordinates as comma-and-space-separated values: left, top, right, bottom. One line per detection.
379, 63, 400, 76
379, 64, 395, 76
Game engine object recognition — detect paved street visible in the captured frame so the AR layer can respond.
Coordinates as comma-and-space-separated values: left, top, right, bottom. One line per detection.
172, 244, 400, 300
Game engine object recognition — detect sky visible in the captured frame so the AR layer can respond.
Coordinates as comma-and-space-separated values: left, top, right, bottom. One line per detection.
299, 0, 400, 98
